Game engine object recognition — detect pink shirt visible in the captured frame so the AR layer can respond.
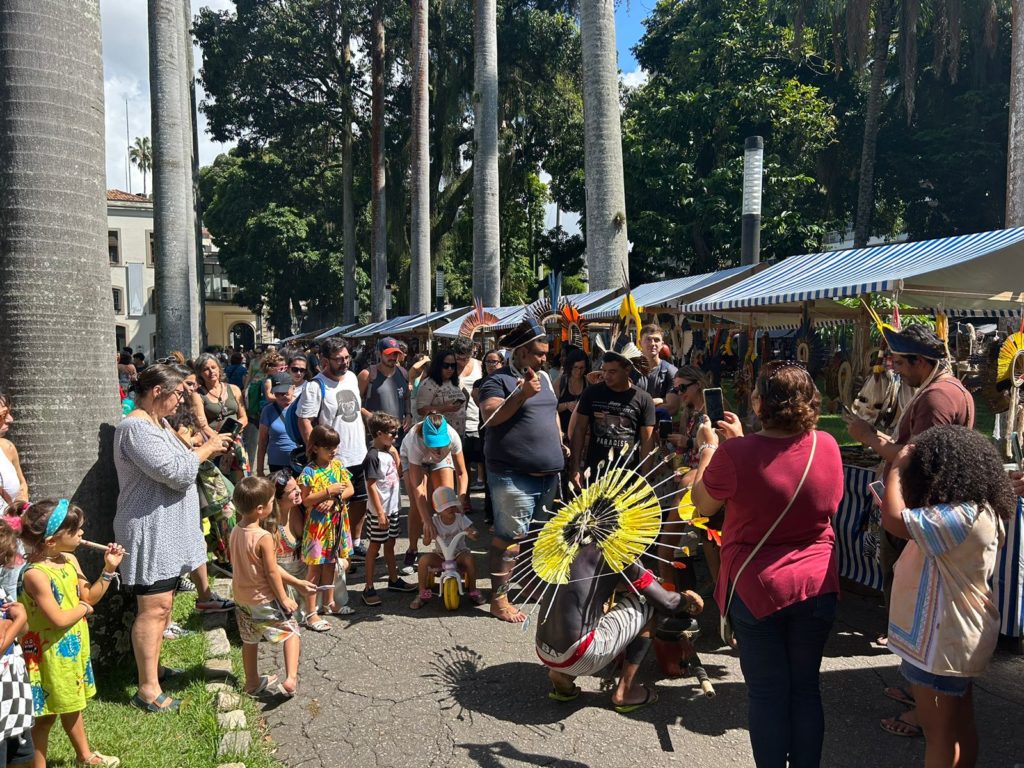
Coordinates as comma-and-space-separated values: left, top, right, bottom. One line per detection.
703, 430, 843, 620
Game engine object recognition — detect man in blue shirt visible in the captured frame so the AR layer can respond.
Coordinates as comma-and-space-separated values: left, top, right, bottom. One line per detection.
478, 318, 566, 622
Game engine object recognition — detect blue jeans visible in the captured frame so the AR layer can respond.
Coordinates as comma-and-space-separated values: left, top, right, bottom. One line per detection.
487, 469, 557, 540
729, 591, 837, 768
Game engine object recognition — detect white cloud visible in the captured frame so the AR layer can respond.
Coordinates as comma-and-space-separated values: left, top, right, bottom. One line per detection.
620, 67, 648, 89
101, 0, 235, 192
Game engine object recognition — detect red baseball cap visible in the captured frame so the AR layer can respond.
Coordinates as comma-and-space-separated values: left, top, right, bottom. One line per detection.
378, 337, 402, 355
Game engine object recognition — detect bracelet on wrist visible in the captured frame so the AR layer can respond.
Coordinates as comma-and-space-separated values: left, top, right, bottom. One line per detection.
698, 443, 717, 455
101, 571, 116, 582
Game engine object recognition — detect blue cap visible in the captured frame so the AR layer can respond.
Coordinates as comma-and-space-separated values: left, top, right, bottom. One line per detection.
422, 416, 451, 449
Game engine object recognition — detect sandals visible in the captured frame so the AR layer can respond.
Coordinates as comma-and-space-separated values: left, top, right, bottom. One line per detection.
548, 684, 581, 702
361, 588, 382, 607
490, 601, 527, 624
880, 713, 923, 738
303, 617, 331, 632
326, 603, 355, 616
467, 589, 487, 606
613, 686, 658, 714
884, 685, 915, 707
410, 589, 433, 610
243, 675, 279, 696
130, 692, 180, 714
77, 753, 121, 767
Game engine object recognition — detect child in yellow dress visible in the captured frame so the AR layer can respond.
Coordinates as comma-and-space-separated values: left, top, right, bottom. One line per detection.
19, 499, 124, 767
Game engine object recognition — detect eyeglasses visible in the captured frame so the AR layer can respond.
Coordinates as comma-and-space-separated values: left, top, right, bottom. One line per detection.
485, 359, 501, 367
171, 389, 187, 401
442, 362, 457, 369
290, 367, 306, 374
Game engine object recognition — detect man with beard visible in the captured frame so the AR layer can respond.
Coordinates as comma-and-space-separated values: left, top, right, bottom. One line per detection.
359, 337, 411, 438
299, 337, 370, 560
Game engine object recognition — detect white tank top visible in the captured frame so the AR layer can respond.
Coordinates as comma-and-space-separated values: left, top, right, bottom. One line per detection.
0, 443, 19, 505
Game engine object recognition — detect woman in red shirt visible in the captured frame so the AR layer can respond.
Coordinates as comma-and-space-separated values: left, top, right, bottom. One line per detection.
691, 360, 843, 768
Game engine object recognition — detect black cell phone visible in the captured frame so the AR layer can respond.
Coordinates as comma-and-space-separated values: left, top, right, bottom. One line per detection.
703, 388, 725, 425
658, 420, 672, 439
218, 416, 242, 436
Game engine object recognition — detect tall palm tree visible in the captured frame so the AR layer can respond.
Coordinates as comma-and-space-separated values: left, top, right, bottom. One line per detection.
149, 0, 193, 356
409, 0, 432, 314
129, 136, 153, 195
179, 0, 201, 353
0, 0, 120, 526
580, 0, 629, 290
341, 20, 357, 324
1009, 0, 1024, 226
473, 0, 501, 305
370, 0, 387, 323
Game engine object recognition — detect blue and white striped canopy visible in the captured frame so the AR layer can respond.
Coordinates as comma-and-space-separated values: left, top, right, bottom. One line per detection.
586, 264, 755, 319
684, 228, 1024, 313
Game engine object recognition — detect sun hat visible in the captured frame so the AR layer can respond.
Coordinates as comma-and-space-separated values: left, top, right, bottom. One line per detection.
422, 416, 452, 449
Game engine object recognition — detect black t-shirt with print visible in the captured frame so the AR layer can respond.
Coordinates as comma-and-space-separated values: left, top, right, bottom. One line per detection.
576, 382, 656, 473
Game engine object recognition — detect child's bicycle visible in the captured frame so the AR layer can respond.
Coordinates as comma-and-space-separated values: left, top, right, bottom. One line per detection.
435, 529, 470, 610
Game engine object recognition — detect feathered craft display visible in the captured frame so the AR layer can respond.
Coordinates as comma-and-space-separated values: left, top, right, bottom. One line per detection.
618, 290, 643, 339
996, 327, 1024, 386
458, 298, 500, 340
559, 300, 589, 353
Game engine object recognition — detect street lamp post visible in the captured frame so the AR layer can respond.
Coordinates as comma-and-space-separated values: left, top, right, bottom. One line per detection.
435, 268, 445, 312
741, 136, 763, 266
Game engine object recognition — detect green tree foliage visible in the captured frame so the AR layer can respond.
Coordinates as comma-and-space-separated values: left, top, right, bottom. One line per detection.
195, 0, 585, 316
622, 0, 841, 282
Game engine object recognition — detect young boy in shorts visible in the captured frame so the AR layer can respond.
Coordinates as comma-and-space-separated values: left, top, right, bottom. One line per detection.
230, 477, 303, 697
362, 413, 416, 605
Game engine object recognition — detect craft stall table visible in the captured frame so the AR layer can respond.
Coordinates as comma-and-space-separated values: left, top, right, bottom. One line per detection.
834, 463, 1024, 646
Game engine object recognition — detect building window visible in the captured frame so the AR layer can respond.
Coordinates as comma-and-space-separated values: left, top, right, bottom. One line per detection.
146, 230, 155, 267
112, 287, 124, 315
115, 325, 127, 353
109, 230, 121, 264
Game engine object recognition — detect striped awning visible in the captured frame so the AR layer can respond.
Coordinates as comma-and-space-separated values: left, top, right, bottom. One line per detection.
387, 307, 467, 334
685, 228, 1024, 313
433, 305, 524, 338
488, 288, 622, 331
587, 265, 756, 319
347, 314, 423, 338
313, 323, 359, 342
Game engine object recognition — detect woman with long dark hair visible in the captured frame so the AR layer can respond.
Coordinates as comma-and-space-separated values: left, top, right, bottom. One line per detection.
556, 347, 589, 438
416, 347, 467, 436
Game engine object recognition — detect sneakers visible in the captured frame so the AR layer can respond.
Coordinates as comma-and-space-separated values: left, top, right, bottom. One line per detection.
195, 591, 235, 613
400, 550, 418, 576
162, 622, 192, 640
350, 541, 368, 562
176, 577, 197, 593
387, 578, 417, 593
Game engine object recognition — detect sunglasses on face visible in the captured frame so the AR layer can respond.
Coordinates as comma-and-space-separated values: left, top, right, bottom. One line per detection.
290, 367, 306, 373
442, 362, 457, 369
679, 381, 697, 390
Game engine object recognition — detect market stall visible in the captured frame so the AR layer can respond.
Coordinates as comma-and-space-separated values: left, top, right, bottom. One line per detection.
680, 228, 1024, 643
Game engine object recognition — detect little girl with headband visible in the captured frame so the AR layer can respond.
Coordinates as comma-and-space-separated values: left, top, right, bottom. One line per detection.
18, 499, 124, 767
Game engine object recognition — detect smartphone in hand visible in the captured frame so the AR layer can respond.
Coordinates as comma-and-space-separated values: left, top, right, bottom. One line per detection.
218, 416, 242, 437
703, 388, 725, 425
658, 420, 673, 439
868, 480, 885, 507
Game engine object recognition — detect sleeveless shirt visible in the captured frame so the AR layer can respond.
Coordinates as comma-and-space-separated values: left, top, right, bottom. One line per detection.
364, 366, 408, 422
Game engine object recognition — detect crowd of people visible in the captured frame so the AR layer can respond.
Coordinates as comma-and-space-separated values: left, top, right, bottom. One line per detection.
0, 317, 1017, 768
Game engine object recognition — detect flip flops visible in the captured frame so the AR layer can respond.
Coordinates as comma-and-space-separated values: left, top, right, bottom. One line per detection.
884, 685, 915, 707
548, 685, 582, 703
880, 713, 923, 738
613, 687, 658, 714
130, 692, 181, 714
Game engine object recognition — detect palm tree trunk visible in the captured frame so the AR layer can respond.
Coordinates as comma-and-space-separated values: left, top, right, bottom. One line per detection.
179, 0, 201, 354
149, 0, 192, 355
0, 0, 120, 543
853, 0, 893, 248
370, 0, 387, 323
341, 24, 357, 325
580, 0, 629, 290
1007, 0, 1024, 225
472, 0, 501, 306
409, 0, 432, 314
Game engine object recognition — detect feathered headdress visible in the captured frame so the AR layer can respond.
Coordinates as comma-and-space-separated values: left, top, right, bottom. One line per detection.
559, 299, 589, 354
458, 298, 499, 340
618, 290, 643, 338
607, 339, 651, 376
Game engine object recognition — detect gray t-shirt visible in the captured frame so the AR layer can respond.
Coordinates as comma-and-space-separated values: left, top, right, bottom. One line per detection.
479, 366, 564, 475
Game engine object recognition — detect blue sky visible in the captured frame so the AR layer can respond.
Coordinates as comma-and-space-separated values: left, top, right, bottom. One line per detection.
616, 0, 654, 73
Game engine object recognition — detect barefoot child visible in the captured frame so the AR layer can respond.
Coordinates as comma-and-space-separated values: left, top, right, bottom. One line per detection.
362, 413, 416, 606
0, 519, 33, 768
299, 426, 354, 629
18, 500, 123, 767
410, 487, 485, 609
230, 477, 303, 698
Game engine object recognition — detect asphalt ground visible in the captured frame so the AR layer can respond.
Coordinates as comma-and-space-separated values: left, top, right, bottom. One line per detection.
255, 501, 1024, 768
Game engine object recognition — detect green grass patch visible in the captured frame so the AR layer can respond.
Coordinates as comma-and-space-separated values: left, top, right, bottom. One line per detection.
43, 592, 283, 768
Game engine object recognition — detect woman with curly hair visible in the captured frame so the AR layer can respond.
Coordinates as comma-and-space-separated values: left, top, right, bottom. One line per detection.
690, 360, 844, 768
881, 425, 1012, 768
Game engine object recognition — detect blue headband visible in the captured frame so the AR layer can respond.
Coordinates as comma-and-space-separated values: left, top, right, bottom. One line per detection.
44, 499, 70, 539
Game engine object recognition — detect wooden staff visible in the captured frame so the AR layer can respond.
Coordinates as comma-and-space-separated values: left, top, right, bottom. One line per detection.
80, 540, 124, 554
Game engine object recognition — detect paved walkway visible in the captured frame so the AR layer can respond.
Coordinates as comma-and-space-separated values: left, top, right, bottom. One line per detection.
255, 513, 1024, 768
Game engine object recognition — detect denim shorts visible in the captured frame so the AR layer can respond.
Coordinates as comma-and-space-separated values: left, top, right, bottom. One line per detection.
899, 660, 972, 697
487, 469, 557, 540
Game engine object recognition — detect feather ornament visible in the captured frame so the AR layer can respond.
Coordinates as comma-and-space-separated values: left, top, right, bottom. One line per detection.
458, 298, 499, 340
